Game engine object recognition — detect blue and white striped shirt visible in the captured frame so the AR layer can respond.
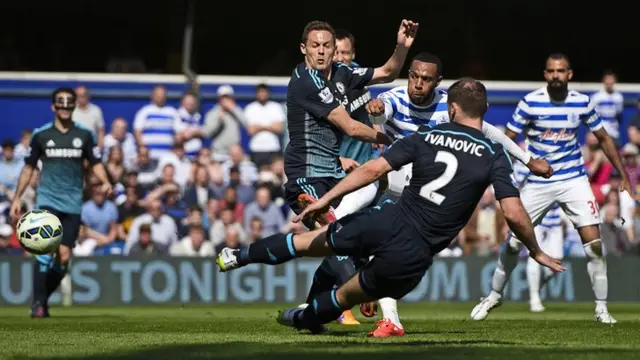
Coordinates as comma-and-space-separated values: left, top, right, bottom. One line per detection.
133, 104, 180, 159
378, 86, 449, 140
590, 90, 623, 140
507, 87, 603, 184
176, 106, 203, 159
512, 160, 562, 229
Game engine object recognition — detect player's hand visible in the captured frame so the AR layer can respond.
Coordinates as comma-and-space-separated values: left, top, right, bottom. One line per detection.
293, 198, 331, 224
396, 19, 419, 48
9, 200, 21, 221
366, 99, 386, 116
619, 177, 635, 198
531, 251, 566, 273
340, 157, 360, 173
527, 158, 553, 178
101, 183, 113, 198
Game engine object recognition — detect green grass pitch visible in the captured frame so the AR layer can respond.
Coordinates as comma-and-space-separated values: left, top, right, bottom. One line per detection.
0, 302, 638, 359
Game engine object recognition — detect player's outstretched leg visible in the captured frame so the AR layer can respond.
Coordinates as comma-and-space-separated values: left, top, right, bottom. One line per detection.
277, 271, 376, 335
578, 227, 616, 324
471, 235, 522, 320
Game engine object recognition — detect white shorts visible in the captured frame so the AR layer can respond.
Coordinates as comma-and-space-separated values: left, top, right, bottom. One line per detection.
534, 225, 564, 259
520, 176, 600, 229
387, 163, 412, 194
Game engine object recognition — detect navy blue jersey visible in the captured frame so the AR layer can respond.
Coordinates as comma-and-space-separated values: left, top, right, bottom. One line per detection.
25, 122, 101, 214
382, 122, 519, 250
284, 62, 374, 179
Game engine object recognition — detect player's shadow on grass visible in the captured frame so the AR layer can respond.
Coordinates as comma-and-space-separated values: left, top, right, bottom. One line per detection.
21, 342, 638, 360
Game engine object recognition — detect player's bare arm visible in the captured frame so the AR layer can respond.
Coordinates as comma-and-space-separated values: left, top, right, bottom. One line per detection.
294, 157, 392, 223
502, 127, 553, 178
326, 106, 392, 145
498, 196, 566, 273
369, 20, 419, 85
91, 162, 113, 197
592, 128, 634, 196
9, 164, 36, 219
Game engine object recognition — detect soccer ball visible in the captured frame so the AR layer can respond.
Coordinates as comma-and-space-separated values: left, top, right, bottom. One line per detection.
16, 210, 63, 255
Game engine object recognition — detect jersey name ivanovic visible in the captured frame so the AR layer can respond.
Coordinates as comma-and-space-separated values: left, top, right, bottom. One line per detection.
348, 91, 371, 113
45, 148, 83, 158
424, 132, 486, 157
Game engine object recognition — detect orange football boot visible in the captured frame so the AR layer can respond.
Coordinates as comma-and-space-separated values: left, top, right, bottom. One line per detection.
368, 319, 405, 338
297, 194, 336, 225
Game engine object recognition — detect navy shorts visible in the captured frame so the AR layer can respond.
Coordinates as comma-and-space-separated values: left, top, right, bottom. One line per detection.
39, 207, 82, 248
284, 177, 343, 230
327, 202, 432, 300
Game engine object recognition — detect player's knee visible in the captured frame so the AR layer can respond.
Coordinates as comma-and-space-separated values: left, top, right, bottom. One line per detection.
583, 239, 603, 258
57, 245, 72, 265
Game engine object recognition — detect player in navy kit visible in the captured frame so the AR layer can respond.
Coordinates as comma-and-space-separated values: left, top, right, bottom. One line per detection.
216, 78, 565, 335
10, 88, 112, 318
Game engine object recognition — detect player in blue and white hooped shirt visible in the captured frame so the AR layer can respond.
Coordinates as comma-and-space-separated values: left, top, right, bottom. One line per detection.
472, 53, 633, 324
590, 70, 624, 145
512, 155, 564, 313
363, 52, 553, 335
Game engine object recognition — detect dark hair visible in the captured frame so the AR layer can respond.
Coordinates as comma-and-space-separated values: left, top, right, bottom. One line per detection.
256, 83, 269, 92
411, 52, 443, 76
447, 77, 488, 118
301, 21, 336, 44
140, 224, 152, 233
2, 138, 15, 149
250, 216, 263, 224
51, 87, 76, 103
602, 69, 616, 79
335, 28, 355, 50
547, 53, 571, 69
189, 224, 205, 233
189, 205, 203, 214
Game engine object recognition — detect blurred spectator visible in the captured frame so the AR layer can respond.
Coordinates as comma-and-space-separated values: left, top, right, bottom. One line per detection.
627, 98, 640, 147
14, 129, 32, 160
215, 226, 246, 255
0, 223, 22, 255
175, 92, 203, 160
591, 71, 623, 144
210, 207, 247, 246
600, 200, 629, 256
244, 84, 286, 167
169, 224, 214, 257
201, 85, 248, 161
179, 206, 207, 234
621, 143, 640, 195
133, 146, 161, 194
158, 142, 192, 189
127, 223, 168, 256
105, 146, 126, 184
584, 132, 612, 187
243, 185, 285, 238
73, 86, 105, 148
103, 117, 137, 167
247, 216, 264, 243
0, 139, 22, 195
117, 186, 145, 241
219, 187, 245, 223
73, 225, 97, 257
133, 85, 180, 159
184, 165, 216, 210
222, 145, 258, 186
125, 199, 178, 255
81, 177, 119, 254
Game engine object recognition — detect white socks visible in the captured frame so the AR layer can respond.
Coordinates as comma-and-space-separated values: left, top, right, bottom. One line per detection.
488, 237, 521, 301
526, 257, 542, 304
583, 239, 608, 311
378, 297, 402, 328
333, 181, 379, 220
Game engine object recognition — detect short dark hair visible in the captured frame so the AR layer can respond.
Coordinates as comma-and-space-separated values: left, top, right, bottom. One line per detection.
602, 69, 616, 79
301, 21, 336, 44
447, 78, 488, 118
2, 139, 15, 149
256, 83, 269, 92
335, 28, 355, 50
547, 53, 571, 69
189, 205, 202, 214
411, 52, 443, 76
51, 87, 76, 103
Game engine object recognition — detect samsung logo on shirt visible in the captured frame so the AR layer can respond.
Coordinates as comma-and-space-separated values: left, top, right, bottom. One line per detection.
45, 148, 83, 158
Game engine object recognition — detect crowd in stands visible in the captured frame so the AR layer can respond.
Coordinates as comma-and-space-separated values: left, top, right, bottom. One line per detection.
1, 75, 640, 258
